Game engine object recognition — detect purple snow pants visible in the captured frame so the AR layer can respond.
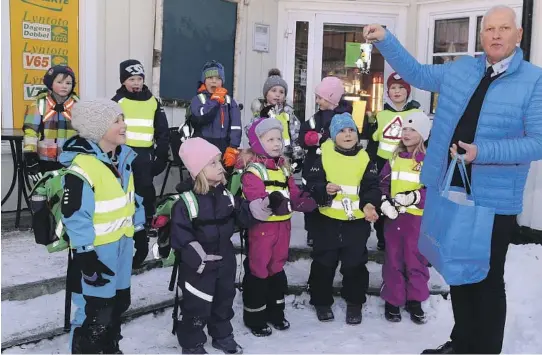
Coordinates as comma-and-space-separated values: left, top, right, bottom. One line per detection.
381, 214, 430, 306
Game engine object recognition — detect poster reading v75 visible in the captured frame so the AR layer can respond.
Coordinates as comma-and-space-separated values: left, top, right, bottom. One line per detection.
9, 0, 79, 129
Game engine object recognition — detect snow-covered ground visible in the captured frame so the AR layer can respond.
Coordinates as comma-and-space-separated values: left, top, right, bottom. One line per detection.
3, 244, 541, 354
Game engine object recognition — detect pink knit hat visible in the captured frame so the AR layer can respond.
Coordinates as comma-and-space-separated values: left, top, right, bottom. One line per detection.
178, 137, 221, 178
315, 76, 345, 106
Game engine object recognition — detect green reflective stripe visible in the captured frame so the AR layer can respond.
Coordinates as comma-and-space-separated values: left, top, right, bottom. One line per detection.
38, 98, 47, 116
281, 166, 290, 178
247, 163, 269, 180
181, 191, 199, 219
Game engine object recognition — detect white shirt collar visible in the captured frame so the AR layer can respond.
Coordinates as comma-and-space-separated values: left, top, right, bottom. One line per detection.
486, 50, 515, 77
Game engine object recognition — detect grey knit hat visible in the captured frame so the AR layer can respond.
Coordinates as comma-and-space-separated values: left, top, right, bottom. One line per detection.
71, 99, 124, 143
263, 68, 288, 98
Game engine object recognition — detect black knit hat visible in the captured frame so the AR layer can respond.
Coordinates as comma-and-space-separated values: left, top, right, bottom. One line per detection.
119, 59, 145, 84
43, 65, 76, 92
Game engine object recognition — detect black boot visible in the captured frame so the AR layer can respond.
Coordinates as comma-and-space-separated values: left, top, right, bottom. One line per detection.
71, 326, 106, 354
103, 331, 123, 354
406, 300, 427, 325
266, 271, 290, 331
421, 341, 455, 354
212, 335, 243, 354
182, 344, 208, 354
384, 302, 402, 322
315, 306, 334, 322
243, 273, 272, 337
345, 303, 362, 325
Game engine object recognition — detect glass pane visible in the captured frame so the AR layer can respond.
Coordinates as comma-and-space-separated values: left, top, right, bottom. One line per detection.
292, 21, 309, 121
321, 24, 385, 113
476, 16, 483, 52
433, 18, 469, 53
430, 55, 464, 114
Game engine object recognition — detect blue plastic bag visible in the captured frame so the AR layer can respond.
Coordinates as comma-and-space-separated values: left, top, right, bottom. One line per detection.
418, 156, 495, 286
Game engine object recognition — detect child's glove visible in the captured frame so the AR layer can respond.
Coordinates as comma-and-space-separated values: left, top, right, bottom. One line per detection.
394, 190, 421, 207
211, 88, 228, 105
268, 191, 287, 214
223, 147, 239, 168
181, 241, 223, 274
24, 152, 42, 183
74, 249, 115, 287
380, 196, 399, 220
248, 197, 272, 221
304, 131, 320, 146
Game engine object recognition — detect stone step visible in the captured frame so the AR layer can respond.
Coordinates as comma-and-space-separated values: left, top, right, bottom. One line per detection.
2, 282, 449, 351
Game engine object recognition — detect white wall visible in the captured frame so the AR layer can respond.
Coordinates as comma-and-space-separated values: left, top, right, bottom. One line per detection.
517, 0, 542, 231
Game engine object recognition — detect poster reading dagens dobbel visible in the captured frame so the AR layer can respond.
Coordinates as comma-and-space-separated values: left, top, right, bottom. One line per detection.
10, 0, 79, 129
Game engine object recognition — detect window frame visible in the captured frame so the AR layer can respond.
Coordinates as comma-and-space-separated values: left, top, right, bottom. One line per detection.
415, 2, 522, 115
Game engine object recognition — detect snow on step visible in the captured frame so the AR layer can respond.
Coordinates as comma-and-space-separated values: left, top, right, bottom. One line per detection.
4, 245, 542, 354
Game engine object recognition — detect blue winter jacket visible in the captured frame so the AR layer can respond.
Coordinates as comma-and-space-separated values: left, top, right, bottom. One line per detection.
190, 90, 242, 152
375, 30, 542, 215
59, 136, 146, 249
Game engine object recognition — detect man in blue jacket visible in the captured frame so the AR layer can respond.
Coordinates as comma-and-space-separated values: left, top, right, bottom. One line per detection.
365, 5, 542, 354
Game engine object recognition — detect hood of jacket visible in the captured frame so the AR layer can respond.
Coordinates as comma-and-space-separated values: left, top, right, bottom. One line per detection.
59, 135, 136, 169
383, 99, 421, 112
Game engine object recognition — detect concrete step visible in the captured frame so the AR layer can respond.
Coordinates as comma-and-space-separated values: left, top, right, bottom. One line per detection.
1, 257, 449, 347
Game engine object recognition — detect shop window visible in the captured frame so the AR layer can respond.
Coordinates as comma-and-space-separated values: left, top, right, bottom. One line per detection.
321, 24, 385, 114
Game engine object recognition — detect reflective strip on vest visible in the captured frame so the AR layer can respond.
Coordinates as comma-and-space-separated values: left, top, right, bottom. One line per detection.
244, 163, 291, 221
70, 154, 136, 246
390, 156, 424, 216
391, 171, 420, 184
124, 118, 154, 127
379, 141, 398, 153
119, 97, 157, 148
330, 200, 360, 210
284, 139, 291, 146
339, 185, 359, 195
275, 113, 291, 146
319, 140, 369, 221
126, 131, 154, 143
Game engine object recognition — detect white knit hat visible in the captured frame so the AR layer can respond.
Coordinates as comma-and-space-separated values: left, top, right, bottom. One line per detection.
403, 111, 432, 141
71, 99, 124, 143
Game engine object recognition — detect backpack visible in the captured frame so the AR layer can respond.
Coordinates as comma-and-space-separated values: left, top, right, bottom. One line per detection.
30, 168, 91, 253
179, 93, 232, 142
151, 189, 235, 267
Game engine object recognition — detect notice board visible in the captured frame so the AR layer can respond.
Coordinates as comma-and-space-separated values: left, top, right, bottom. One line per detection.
160, 0, 237, 101
9, 0, 79, 129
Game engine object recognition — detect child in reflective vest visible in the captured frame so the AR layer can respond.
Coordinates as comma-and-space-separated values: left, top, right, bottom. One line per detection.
23, 65, 79, 183
369, 72, 422, 251
304, 112, 380, 325
112, 59, 170, 268
172, 137, 272, 354
379, 111, 432, 324
299, 76, 350, 246
238, 118, 316, 337
247, 69, 303, 167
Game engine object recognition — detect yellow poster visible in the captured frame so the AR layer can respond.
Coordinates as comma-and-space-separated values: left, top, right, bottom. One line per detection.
9, 0, 79, 129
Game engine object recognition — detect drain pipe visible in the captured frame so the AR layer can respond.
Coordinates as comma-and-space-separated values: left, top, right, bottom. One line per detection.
520, 0, 534, 61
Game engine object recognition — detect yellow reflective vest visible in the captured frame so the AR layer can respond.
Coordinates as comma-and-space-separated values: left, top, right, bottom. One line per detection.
372, 109, 421, 159
319, 140, 370, 220
390, 156, 424, 216
118, 97, 157, 148
244, 162, 292, 221
68, 154, 136, 246
275, 113, 292, 147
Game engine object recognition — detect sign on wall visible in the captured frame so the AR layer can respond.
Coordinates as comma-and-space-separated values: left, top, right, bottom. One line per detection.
9, 0, 79, 129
